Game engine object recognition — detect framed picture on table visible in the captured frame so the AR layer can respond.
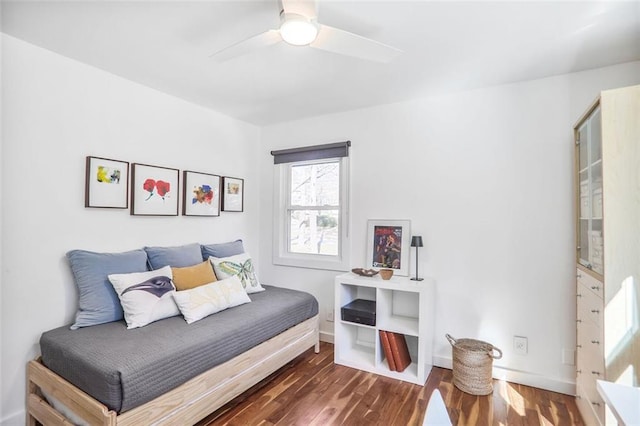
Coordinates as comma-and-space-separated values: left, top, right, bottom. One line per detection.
366, 219, 411, 276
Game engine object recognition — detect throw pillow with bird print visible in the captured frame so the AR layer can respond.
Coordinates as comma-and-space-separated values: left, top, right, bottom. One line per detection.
108, 265, 180, 328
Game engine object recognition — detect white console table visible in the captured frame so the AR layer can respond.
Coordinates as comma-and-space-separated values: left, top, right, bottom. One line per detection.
597, 380, 640, 425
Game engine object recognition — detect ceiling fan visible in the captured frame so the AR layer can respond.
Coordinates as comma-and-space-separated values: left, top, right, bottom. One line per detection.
210, 0, 402, 63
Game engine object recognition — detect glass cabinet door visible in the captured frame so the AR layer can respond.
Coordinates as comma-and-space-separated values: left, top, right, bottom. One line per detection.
576, 105, 603, 276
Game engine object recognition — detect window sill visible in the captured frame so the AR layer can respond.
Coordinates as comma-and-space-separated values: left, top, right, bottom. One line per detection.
272, 254, 350, 272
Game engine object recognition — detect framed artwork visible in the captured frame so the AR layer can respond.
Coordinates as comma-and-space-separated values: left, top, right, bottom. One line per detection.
131, 163, 179, 216
222, 176, 244, 212
85, 156, 129, 208
182, 170, 221, 217
366, 219, 411, 276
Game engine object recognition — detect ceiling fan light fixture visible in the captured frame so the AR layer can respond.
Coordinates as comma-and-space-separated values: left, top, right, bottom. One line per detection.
279, 13, 319, 46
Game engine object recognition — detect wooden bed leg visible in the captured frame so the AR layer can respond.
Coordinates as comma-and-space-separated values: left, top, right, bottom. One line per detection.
314, 317, 320, 353
27, 373, 37, 426
27, 413, 37, 426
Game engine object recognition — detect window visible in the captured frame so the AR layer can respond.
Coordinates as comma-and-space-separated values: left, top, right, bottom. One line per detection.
272, 142, 350, 270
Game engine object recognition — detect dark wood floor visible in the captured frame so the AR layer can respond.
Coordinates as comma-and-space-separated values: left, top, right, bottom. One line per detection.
197, 342, 584, 426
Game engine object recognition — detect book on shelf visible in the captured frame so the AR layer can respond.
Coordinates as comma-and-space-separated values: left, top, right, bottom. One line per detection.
379, 330, 397, 371
387, 332, 412, 372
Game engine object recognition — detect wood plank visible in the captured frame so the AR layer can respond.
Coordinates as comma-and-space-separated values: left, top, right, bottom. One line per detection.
27, 360, 116, 426
28, 394, 76, 426
199, 343, 585, 426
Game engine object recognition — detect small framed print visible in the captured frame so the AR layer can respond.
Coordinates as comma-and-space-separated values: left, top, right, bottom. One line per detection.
131, 163, 179, 216
366, 219, 411, 276
85, 156, 129, 209
182, 170, 221, 217
222, 176, 244, 212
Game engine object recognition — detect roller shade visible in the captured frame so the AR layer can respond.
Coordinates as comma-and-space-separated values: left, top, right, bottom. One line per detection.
271, 141, 351, 164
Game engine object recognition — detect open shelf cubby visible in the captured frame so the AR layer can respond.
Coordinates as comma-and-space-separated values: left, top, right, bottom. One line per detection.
334, 272, 435, 385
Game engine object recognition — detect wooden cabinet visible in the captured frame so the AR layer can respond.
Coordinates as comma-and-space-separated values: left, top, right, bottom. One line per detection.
576, 269, 606, 423
574, 85, 640, 425
334, 272, 434, 385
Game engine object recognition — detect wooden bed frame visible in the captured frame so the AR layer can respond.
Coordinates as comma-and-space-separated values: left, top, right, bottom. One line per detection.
27, 315, 319, 426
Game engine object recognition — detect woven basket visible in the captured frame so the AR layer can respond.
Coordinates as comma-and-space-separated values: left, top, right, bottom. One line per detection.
446, 334, 503, 395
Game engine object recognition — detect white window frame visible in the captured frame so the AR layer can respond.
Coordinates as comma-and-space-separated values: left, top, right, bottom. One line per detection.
273, 157, 350, 271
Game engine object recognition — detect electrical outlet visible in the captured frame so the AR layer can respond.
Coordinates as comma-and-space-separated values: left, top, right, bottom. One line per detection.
514, 336, 528, 355
562, 349, 575, 365
326, 308, 334, 322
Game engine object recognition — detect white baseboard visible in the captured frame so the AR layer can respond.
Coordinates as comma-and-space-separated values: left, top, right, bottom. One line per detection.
320, 331, 334, 344
432, 355, 576, 396
1, 410, 24, 426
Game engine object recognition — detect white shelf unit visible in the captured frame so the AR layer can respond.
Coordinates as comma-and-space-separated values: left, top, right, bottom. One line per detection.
334, 272, 435, 385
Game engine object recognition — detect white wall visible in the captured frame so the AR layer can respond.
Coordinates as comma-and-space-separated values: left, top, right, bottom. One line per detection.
258, 61, 640, 393
0, 35, 260, 424
0, 9, 4, 422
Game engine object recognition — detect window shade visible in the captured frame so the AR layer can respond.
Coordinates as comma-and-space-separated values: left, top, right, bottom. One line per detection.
271, 141, 351, 164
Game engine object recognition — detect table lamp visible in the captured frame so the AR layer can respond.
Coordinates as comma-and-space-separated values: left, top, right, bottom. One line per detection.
411, 236, 424, 281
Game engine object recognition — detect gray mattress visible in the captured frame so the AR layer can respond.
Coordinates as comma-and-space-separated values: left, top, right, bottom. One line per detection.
40, 285, 318, 413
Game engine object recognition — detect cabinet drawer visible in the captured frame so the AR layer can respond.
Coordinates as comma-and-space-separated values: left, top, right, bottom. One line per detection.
576, 374, 602, 419
577, 320, 604, 370
576, 384, 605, 426
577, 269, 603, 298
577, 282, 604, 327
576, 347, 605, 386
577, 354, 604, 383
587, 389, 606, 424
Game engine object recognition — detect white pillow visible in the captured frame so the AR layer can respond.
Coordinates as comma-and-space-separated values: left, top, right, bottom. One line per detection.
209, 252, 265, 294
108, 265, 180, 329
173, 275, 251, 324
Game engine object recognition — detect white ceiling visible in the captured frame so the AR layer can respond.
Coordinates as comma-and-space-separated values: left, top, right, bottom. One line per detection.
2, 1, 640, 125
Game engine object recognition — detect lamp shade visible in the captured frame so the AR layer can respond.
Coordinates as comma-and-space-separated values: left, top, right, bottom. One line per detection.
411, 236, 423, 247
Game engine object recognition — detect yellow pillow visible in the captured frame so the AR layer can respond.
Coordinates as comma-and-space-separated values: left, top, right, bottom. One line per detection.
171, 260, 217, 291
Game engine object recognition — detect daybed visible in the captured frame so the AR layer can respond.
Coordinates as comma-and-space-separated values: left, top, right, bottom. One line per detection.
26, 242, 320, 426
28, 286, 319, 425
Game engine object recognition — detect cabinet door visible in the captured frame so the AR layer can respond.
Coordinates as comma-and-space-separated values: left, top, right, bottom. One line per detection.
576, 106, 603, 276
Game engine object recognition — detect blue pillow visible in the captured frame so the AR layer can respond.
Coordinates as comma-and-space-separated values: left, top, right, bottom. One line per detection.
144, 243, 203, 270
67, 249, 149, 330
201, 239, 245, 260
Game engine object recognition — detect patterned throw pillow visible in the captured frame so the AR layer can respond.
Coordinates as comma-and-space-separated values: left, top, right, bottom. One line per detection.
108, 266, 180, 329
208, 252, 265, 294
173, 275, 251, 324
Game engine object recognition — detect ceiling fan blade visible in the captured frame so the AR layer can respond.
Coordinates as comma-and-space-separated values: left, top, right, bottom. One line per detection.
311, 24, 402, 63
210, 29, 282, 62
281, 0, 318, 19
